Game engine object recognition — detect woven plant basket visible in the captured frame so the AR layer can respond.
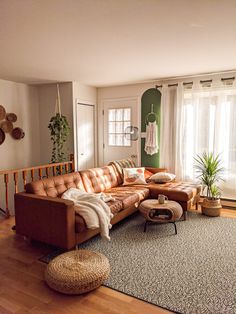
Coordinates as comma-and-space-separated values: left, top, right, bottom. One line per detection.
45, 250, 110, 295
201, 198, 222, 217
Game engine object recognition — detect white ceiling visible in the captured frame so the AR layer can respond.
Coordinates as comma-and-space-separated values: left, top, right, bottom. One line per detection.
0, 0, 236, 87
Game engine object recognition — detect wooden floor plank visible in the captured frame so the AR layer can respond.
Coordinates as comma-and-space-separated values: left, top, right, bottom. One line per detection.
0, 208, 234, 314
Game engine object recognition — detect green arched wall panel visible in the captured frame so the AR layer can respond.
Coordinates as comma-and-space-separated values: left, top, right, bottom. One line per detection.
141, 88, 161, 167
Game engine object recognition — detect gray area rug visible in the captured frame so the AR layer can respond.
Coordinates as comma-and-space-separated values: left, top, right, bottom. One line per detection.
40, 212, 236, 313
79, 212, 236, 314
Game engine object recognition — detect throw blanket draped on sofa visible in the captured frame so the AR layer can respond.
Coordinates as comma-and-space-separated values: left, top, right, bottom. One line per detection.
62, 188, 114, 240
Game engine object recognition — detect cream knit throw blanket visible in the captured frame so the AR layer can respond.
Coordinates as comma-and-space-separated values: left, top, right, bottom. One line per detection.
62, 188, 114, 241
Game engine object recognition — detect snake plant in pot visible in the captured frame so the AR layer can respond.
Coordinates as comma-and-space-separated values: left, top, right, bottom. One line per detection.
194, 152, 224, 217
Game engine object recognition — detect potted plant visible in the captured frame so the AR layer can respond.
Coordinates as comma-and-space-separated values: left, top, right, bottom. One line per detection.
48, 84, 70, 163
194, 152, 224, 217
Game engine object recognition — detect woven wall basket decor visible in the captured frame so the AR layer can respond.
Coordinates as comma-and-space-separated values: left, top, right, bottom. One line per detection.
0, 105, 24, 141
6, 113, 17, 122
0, 120, 13, 133
0, 128, 5, 145
0, 105, 6, 120
12, 127, 25, 140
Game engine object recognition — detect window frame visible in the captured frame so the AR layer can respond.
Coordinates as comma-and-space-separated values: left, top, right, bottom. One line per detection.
107, 107, 132, 147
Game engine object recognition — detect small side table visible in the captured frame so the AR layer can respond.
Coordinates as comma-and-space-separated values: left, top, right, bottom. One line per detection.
139, 199, 183, 234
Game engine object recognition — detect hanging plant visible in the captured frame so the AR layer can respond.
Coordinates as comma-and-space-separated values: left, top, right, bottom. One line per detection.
48, 85, 70, 163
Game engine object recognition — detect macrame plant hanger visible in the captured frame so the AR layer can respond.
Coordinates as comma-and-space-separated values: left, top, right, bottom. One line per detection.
55, 84, 62, 116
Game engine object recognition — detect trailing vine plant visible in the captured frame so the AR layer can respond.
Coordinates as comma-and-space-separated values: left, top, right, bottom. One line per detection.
48, 85, 70, 163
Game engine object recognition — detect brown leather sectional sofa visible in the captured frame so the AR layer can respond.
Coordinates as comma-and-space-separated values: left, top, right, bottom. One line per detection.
15, 165, 201, 249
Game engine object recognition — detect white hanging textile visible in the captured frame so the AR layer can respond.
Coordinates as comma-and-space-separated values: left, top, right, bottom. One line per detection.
144, 121, 159, 155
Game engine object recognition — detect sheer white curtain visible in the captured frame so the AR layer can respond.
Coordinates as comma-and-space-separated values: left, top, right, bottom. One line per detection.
160, 84, 184, 178
160, 80, 236, 199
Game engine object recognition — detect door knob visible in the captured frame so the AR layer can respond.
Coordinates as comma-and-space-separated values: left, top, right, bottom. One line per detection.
131, 154, 137, 158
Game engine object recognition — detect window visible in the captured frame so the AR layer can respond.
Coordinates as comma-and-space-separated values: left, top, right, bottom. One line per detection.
182, 87, 236, 199
108, 108, 131, 146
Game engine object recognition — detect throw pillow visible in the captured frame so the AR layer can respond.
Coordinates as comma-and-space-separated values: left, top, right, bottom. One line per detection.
123, 167, 146, 185
144, 169, 153, 180
149, 172, 176, 183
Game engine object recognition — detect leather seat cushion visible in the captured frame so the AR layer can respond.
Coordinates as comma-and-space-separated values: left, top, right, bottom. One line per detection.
75, 186, 149, 233
75, 199, 123, 233
105, 186, 149, 208
147, 181, 201, 202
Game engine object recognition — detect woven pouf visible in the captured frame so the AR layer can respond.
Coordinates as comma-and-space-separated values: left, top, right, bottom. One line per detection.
45, 250, 110, 295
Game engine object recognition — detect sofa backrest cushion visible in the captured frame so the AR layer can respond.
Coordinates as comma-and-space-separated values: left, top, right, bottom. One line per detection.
80, 165, 119, 193
25, 172, 85, 197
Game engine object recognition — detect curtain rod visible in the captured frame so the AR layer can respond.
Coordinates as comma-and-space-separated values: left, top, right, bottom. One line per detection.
155, 76, 235, 89
168, 83, 178, 87
221, 76, 235, 81
200, 79, 212, 84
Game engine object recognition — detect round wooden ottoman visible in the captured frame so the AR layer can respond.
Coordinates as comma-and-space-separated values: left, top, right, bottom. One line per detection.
139, 199, 183, 234
45, 249, 110, 295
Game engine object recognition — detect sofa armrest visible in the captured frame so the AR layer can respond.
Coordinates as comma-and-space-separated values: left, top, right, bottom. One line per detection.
15, 192, 76, 250
145, 167, 167, 174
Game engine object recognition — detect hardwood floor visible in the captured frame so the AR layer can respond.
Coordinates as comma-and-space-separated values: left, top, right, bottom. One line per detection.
0, 208, 235, 314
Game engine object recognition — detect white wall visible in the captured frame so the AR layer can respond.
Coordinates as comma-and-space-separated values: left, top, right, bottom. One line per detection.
0, 79, 40, 214
72, 82, 97, 105
37, 82, 74, 164
0, 79, 41, 169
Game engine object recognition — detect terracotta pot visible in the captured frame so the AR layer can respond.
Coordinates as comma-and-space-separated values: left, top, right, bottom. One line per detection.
201, 198, 222, 217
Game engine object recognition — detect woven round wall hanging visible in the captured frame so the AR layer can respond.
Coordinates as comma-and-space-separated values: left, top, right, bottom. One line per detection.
0, 120, 13, 133
6, 113, 17, 123
12, 127, 25, 139
0, 105, 6, 121
0, 128, 5, 145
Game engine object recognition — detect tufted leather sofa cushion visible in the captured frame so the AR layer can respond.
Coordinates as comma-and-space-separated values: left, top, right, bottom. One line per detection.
147, 181, 201, 202
75, 199, 123, 233
105, 186, 149, 206
25, 172, 85, 197
80, 166, 119, 193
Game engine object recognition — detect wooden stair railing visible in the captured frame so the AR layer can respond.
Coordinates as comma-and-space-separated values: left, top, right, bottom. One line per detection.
0, 154, 75, 218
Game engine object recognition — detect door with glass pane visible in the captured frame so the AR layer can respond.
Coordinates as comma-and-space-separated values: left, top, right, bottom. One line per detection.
103, 98, 138, 165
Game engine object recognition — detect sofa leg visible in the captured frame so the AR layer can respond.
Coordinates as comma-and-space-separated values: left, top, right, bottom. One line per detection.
172, 222, 177, 235
144, 220, 148, 232
184, 211, 187, 221
195, 202, 198, 211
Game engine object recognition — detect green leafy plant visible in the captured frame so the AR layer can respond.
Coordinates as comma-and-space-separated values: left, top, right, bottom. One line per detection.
194, 152, 224, 200
48, 113, 70, 163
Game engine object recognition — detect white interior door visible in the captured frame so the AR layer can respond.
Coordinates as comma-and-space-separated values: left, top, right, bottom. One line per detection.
76, 103, 95, 170
103, 98, 139, 165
